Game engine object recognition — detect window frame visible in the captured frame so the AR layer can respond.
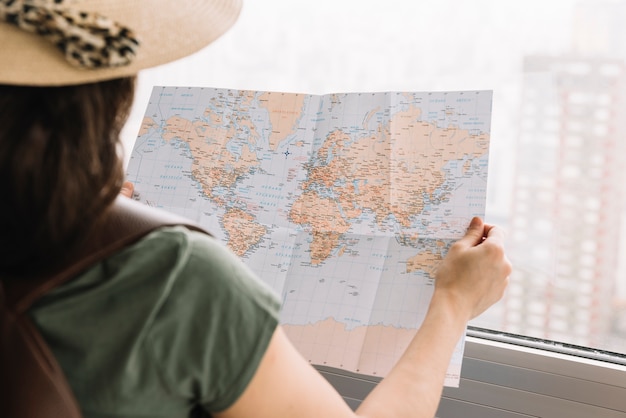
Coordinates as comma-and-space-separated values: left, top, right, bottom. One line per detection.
316, 331, 626, 417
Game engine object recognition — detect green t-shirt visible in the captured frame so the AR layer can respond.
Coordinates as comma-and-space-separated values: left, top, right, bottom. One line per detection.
29, 226, 281, 417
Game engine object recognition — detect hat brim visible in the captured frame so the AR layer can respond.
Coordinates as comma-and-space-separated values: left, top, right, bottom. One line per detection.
0, 0, 242, 86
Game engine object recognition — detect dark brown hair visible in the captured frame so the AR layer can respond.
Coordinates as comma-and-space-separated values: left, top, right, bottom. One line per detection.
0, 77, 136, 277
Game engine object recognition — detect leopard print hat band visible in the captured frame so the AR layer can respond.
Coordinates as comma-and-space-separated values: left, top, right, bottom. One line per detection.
0, 0, 139, 69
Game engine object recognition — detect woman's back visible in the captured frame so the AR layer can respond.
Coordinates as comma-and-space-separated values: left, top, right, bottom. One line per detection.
30, 226, 280, 417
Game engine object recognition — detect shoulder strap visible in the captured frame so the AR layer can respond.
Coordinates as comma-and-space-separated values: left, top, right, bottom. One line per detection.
0, 197, 210, 418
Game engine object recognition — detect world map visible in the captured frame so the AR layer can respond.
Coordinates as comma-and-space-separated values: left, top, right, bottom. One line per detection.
126, 87, 492, 386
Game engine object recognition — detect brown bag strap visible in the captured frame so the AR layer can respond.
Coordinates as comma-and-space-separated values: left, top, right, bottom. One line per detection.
0, 296, 84, 418
6, 197, 210, 313
0, 197, 210, 418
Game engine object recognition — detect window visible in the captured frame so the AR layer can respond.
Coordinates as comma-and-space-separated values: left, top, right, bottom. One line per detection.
124, 0, 626, 356
121, 1, 626, 414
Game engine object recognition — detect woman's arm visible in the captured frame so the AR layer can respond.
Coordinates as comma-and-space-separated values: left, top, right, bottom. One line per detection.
215, 217, 511, 418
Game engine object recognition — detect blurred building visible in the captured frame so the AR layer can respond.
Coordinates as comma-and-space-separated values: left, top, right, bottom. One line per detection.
504, 52, 626, 348
495, 0, 626, 353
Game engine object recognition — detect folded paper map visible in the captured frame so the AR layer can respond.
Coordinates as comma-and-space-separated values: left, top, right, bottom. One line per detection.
126, 87, 492, 387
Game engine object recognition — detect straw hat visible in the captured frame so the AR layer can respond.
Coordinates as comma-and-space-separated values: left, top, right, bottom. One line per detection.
0, 0, 242, 86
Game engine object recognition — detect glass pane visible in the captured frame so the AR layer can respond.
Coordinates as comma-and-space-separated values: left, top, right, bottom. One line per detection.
470, 0, 626, 353
122, 0, 626, 355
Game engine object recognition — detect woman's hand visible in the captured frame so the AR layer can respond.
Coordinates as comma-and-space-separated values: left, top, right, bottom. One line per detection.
120, 181, 134, 199
432, 216, 512, 321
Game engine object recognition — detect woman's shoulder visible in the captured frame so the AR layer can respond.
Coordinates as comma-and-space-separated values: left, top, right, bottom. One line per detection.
113, 225, 280, 306
125, 225, 253, 277
35, 224, 277, 310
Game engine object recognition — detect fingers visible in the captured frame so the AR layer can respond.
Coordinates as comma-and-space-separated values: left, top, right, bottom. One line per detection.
433, 217, 512, 320
454, 217, 485, 248
484, 222, 506, 245
458, 218, 507, 249
120, 181, 134, 198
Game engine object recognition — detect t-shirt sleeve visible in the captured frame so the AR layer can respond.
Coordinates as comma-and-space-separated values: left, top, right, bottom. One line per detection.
144, 228, 281, 413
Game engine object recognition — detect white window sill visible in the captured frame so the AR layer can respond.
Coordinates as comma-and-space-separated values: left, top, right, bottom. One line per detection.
317, 328, 626, 417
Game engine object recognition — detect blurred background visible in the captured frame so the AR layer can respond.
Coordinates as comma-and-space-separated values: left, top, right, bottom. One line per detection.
121, 0, 626, 355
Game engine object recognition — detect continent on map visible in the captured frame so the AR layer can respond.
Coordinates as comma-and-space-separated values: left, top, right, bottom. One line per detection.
289, 190, 351, 265
258, 92, 306, 150
145, 112, 260, 202
222, 208, 267, 257
406, 246, 444, 275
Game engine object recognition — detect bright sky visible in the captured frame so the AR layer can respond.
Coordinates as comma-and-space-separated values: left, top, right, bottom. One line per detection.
122, 0, 582, 218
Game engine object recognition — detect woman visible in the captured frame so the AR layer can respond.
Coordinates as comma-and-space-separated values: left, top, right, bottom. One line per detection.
0, 1, 511, 417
